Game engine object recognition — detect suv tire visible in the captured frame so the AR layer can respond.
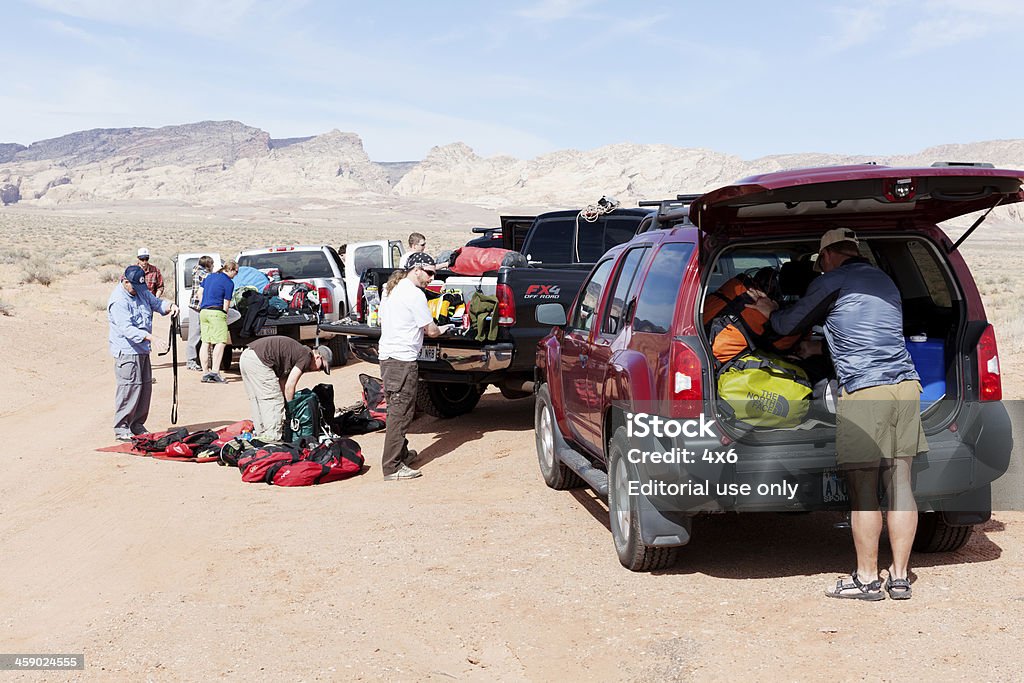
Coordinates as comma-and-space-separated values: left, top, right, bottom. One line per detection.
535, 384, 583, 490
416, 381, 483, 418
607, 426, 679, 572
912, 512, 975, 553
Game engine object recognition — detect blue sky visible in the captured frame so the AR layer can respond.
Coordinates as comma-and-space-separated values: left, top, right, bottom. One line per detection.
1, 0, 1021, 161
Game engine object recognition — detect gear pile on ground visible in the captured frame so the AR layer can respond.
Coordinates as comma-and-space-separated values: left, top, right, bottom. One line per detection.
220, 437, 365, 486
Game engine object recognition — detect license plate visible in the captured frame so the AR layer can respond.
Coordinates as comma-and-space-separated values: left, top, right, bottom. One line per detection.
418, 346, 438, 362
255, 326, 277, 336
822, 469, 848, 503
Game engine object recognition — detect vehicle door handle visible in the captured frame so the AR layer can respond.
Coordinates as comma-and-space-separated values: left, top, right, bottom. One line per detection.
580, 354, 588, 368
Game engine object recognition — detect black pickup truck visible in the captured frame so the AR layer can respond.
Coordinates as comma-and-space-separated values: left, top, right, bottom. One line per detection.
322, 200, 694, 417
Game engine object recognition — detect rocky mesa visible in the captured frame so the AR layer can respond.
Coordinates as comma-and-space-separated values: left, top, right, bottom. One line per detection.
1, 120, 1022, 212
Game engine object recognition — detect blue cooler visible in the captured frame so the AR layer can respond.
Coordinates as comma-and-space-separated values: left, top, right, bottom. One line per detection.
905, 337, 946, 409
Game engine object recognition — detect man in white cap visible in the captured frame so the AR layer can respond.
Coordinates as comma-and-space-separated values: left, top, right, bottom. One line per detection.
759, 228, 926, 601
136, 247, 164, 297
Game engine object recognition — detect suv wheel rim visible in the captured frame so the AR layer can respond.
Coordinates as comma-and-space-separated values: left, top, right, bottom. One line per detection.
538, 401, 555, 472
440, 384, 475, 402
613, 455, 631, 543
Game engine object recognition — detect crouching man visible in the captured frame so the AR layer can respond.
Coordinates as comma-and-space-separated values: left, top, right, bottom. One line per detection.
108, 265, 179, 441
239, 336, 332, 442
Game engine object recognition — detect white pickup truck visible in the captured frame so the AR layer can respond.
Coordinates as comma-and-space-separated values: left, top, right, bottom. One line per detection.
175, 240, 403, 367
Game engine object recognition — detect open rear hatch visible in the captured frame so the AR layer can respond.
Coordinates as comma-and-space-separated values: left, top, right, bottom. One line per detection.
691, 164, 1024, 245
693, 164, 1024, 440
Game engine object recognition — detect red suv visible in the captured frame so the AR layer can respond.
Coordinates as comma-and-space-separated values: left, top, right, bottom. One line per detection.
535, 164, 1022, 571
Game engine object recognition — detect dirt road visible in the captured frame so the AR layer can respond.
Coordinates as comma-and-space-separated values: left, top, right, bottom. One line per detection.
1, 276, 1023, 682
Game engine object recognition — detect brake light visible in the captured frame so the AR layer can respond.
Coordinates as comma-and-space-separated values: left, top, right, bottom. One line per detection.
269, 246, 295, 252
318, 287, 332, 315
356, 283, 365, 321
977, 325, 1001, 401
668, 340, 703, 418
496, 284, 516, 325
883, 178, 916, 202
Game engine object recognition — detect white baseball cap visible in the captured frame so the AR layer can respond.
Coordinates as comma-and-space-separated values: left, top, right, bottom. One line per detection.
814, 228, 858, 271
138, 247, 150, 258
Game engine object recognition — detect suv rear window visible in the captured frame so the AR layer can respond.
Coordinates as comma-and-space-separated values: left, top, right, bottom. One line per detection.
632, 243, 695, 334
238, 251, 334, 279
906, 240, 953, 308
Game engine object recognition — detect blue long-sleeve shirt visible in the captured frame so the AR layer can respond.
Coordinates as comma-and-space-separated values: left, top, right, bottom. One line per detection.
107, 282, 170, 357
769, 257, 918, 393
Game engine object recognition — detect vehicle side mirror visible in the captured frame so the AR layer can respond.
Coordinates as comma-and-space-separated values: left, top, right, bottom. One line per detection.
536, 303, 567, 326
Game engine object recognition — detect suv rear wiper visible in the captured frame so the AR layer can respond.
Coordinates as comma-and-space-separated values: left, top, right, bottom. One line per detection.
949, 196, 1004, 253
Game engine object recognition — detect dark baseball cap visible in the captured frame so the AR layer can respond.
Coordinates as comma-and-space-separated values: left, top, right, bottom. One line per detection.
405, 252, 436, 272
124, 265, 146, 286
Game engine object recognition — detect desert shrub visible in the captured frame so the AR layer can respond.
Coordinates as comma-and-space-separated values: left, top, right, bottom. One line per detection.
100, 268, 122, 283
0, 248, 30, 265
21, 257, 58, 287
81, 298, 107, 313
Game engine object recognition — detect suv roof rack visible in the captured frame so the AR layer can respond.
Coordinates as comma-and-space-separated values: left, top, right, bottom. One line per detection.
638, 194, 701, 227
931, 161, 995, 168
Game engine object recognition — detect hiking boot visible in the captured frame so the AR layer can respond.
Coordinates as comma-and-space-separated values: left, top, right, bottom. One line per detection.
209, 373, 228, 384
201, 373, 216, 383
186, 360, 202, 371
383, 464, 422, 481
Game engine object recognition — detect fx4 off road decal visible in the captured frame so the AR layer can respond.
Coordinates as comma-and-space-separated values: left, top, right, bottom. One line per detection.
524, 284, 561, 300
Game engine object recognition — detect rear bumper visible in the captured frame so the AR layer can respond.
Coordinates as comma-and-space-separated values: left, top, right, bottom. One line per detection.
625, 401, 1012, 514
350, 337, 514, 374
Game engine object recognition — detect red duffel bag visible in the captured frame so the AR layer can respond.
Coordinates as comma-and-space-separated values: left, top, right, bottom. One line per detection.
270, 460, 333, 486
240, 448, 302, 483
300, 438, 365, 484
449, 247, 527, 276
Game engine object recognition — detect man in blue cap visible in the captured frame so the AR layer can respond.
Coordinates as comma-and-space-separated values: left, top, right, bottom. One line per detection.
108, 265, 179, 441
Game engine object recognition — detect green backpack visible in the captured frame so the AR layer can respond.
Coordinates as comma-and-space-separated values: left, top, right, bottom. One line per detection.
717, 352, 812, 428
283, 388, 322, 443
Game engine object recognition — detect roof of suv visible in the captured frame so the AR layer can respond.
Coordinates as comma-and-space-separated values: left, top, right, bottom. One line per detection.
691, 164, 1024, 232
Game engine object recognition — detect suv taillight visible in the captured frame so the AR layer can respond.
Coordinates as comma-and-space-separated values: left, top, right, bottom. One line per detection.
318, 287, 332, 315
356, 283, 365, 321
977, 324, 1001, 402
668, 339, 703, 418
496, 284, 516, 325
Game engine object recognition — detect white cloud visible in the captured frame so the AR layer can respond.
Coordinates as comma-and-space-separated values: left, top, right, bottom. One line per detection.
930, 0, 1024, 18
820, 1, 890, 52
515, 0, 598, 22
26, 0, 310, 38
902, 16, 988, 54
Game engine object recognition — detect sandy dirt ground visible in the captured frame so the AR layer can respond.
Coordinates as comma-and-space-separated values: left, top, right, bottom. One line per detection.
1, 208, 1023, 681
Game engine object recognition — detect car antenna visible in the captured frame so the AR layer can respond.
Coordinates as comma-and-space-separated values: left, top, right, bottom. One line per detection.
949, 196, 1004, 253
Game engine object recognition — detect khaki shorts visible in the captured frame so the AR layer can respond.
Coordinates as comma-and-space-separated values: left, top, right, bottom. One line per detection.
199, 308, 229, 344
836, 380, 928, 465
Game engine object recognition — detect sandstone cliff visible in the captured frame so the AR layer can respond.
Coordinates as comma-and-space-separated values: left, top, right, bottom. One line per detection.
1, 121, 1021, 211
